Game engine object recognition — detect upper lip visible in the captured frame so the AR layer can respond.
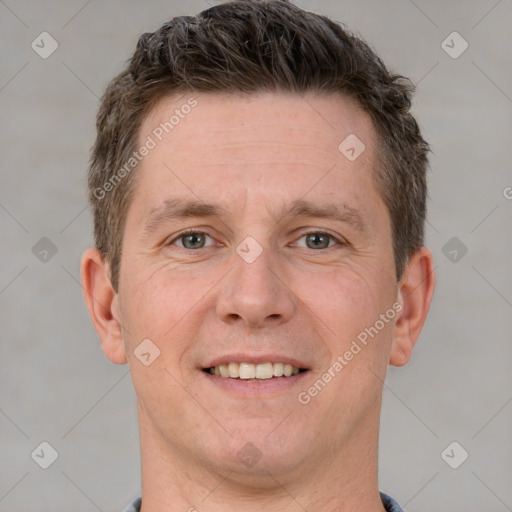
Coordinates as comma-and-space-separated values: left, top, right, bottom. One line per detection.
203, 353, 310, 370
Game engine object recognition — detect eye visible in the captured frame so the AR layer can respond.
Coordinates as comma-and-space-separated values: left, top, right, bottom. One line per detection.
170, 231, 215, 250
294, 231, 341, 250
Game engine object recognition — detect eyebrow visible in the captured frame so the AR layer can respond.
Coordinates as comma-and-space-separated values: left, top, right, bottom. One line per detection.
140, 197, 365, 238
141, 198, 230, 238
271, 199, 365, 232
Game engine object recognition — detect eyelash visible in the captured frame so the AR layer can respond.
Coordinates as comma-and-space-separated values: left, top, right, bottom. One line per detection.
167, 228, 346, 250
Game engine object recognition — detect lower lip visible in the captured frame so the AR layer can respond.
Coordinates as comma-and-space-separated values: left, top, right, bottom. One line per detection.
200, 370, 309, 398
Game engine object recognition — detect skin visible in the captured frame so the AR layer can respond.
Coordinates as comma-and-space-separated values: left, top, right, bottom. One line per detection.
81, 92, 435, 512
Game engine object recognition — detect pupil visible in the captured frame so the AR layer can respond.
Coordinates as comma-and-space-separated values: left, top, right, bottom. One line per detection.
307, 233, 329, 249
184, 233, 204, 249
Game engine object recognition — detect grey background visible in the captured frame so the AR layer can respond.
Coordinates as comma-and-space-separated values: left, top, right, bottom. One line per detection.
1, 0, 511, 511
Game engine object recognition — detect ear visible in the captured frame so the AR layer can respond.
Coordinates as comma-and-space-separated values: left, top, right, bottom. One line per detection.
390, 247, 435, 367
80, 248, 127, 364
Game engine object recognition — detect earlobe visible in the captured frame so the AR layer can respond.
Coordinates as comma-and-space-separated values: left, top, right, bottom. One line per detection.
80, 248, 127, 364
390, 247, 435, 367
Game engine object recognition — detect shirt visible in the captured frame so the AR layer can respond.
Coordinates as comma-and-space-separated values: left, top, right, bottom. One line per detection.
123, 492, 404, 511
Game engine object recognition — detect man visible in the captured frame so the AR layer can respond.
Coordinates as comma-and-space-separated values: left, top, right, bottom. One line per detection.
81, 1, 435, 511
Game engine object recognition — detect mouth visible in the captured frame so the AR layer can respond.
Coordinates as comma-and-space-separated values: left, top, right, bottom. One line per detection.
202, 362, 309, 381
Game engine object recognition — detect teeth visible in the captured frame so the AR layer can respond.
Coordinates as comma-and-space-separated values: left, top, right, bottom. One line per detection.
207, 362, 303, 379
219, 364, 229, 378
239, 362, 256, 379
273, 362, 284, 377
228, 362, 239, 378
256, 362, 273, 379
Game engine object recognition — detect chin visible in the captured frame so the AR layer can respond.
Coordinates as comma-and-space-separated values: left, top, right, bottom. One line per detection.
209, 423, 308, 478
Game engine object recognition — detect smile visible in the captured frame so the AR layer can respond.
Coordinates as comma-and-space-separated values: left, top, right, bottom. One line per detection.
204, 362, 307, 380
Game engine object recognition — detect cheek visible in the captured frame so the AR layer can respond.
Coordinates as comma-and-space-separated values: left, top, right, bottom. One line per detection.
118, 262, 216, 353
297, 266, 389, 340
295, 263, 397, 396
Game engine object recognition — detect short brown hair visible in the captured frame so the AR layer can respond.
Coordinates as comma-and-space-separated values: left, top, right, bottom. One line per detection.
88, 0, 429, 292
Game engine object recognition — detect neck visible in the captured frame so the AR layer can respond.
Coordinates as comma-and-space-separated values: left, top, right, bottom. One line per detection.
138, 402, 386, 512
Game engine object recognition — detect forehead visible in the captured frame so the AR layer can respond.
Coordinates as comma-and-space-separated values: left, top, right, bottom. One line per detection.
139, 91, 376, 163
132, 91, 381, 219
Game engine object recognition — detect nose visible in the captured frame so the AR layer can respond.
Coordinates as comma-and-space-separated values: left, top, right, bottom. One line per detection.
215, 244, 296, 329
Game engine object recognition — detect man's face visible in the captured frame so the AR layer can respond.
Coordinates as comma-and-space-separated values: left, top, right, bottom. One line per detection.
115, 92, 399, 477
